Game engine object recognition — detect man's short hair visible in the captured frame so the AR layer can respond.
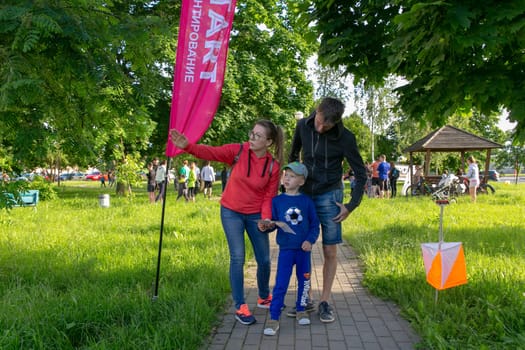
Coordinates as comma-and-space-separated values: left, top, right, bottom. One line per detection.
318, 97, 345, 124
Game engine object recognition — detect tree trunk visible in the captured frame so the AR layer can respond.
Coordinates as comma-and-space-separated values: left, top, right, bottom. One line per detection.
116, 181, 131, 196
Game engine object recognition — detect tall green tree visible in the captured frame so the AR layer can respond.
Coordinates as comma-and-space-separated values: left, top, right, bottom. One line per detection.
344, 112, 372, 162
354, 77, 399, 161
1, 1, 315, 172
312, 62, 351, 102
309, 0, 525, 141
203, 0, 315, 150
0, 1, 175, 171
495, 141, 525, 184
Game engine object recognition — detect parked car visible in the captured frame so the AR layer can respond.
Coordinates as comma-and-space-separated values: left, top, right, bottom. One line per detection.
488, 170, 499, 181
85, 171, 102, 181
59, 173, 73, 181
13, 175, 30, 182
71, 172, 85, 180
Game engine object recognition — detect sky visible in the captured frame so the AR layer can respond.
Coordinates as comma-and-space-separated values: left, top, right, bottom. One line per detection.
307, 56, 518, 133
497, 111, 517, 132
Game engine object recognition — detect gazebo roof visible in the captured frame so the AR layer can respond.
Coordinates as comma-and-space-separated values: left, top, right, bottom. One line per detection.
403, 125, 503, 153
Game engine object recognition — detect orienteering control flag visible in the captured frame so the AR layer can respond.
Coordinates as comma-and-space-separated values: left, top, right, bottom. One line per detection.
421, 242, 468, 290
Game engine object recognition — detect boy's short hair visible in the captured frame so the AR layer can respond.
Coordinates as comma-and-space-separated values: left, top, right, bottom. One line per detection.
283, 162, 308, 179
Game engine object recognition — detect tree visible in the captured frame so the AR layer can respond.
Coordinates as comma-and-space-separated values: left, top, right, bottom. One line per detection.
1, 1, 315, 172
115, 153, 143, 197
354, 77, 399, 161
311, 62, 351, 103
343, 113, 371, 162
495, 141, 525, 184
202, 0, 316, 150
0, 1, 174, 171
309, 0, 525, 141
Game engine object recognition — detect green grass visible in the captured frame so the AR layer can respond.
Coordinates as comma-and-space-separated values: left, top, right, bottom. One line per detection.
343, 183, 525, 349
1, 181, 524, 349
1, 183, 230, 349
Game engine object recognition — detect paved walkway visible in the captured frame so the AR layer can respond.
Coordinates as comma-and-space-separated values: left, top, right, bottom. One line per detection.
204, 240, 420, 350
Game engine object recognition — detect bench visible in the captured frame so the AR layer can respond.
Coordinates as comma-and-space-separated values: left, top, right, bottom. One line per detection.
4, 190, 39, 208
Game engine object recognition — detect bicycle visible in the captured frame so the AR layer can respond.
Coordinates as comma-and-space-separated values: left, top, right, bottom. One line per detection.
407, 176, 433, 196
461, 177, 495, 195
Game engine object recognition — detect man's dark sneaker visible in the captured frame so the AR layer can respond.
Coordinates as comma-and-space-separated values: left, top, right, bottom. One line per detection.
235, 304, 256, 325
318, 301, 335, 323
286, 300, 316, 317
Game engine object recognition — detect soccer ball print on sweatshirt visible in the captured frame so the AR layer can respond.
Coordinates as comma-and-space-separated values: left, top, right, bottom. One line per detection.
284, 207, 303, 226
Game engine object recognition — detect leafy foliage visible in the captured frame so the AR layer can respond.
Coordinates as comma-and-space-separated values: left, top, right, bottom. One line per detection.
0, 180, 29, 210
28, 175, 57, 201
0, 1, 171, 172
202, 0, 315, 148
114, 154, 143, 197
0, 1, 315, 174
495, 142, 525, 183
310, 0, 525, 141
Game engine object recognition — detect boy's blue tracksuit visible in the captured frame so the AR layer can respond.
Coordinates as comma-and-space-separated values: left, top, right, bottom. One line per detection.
269, 193, 320, 320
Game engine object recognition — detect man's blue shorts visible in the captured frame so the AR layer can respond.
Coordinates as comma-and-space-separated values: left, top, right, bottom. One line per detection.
311, 188, 343, 245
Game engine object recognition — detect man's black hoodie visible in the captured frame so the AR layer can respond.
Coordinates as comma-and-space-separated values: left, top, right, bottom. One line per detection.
289, 111, 367, 213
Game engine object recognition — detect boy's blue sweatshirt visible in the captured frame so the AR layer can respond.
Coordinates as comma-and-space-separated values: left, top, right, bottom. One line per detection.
271, 193, 320, 249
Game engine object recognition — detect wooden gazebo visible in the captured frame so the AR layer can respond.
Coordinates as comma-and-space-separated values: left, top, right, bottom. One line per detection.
403, 125, 503, 184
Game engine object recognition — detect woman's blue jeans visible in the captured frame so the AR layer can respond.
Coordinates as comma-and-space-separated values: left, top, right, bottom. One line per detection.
220, 206, 271, 310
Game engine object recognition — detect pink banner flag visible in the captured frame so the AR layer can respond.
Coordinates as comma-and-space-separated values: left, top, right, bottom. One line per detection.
166, 0, 237, 157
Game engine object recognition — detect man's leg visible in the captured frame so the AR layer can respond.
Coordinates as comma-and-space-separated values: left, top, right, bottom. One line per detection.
312, 189, 343, 323
320, 244, 337, 303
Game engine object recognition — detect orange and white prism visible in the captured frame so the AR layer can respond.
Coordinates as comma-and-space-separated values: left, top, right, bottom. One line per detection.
421, 242, 467, 290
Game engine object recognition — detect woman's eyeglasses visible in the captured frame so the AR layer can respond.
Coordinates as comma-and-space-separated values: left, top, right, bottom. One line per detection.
248, 131, 267, 141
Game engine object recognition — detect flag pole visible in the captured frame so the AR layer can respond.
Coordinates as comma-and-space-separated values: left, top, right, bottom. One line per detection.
152, 157, 172, 301
435, 199, 448, 304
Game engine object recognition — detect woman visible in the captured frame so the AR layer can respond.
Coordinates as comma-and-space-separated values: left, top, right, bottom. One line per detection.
146, 162, 156, 203
466, 155, 480, 202
389, 161, 400, 198
187, 162, 197, 202
170, 120, 284, 325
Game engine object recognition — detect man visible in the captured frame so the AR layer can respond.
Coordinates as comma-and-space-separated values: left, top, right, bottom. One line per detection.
370, 155, 381, 198
377, 154, 391, 198
289, 97, 367, 323
200, 161, 216, 199
155, 159, 167, 203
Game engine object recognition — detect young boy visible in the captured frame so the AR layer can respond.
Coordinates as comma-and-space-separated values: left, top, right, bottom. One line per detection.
260, 162, 320, 336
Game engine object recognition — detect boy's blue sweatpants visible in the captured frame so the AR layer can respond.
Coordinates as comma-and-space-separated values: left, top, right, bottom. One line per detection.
269, 249, 311, 320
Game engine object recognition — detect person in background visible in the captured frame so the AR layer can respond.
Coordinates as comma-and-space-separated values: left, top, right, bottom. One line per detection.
414, 165, 423, 188
370, 155, 381, 197
389, 161, 400, 198
176, 160, 190, 201
108, 170, 115, 188
187, 162, 197, 202
466, 155, 480, 202
147, 161, 156, 203
221, 166, 229, 193
155, 159, 167, 203
289, 97, 367, 323
170, 119, 284, 326
261, 162, 320, 336
377, 155, 390, 198
193, 162, 201, 195
200, 161, 216, 199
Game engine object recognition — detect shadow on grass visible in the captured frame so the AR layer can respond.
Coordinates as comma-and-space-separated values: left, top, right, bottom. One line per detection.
1, 235, 230, 349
